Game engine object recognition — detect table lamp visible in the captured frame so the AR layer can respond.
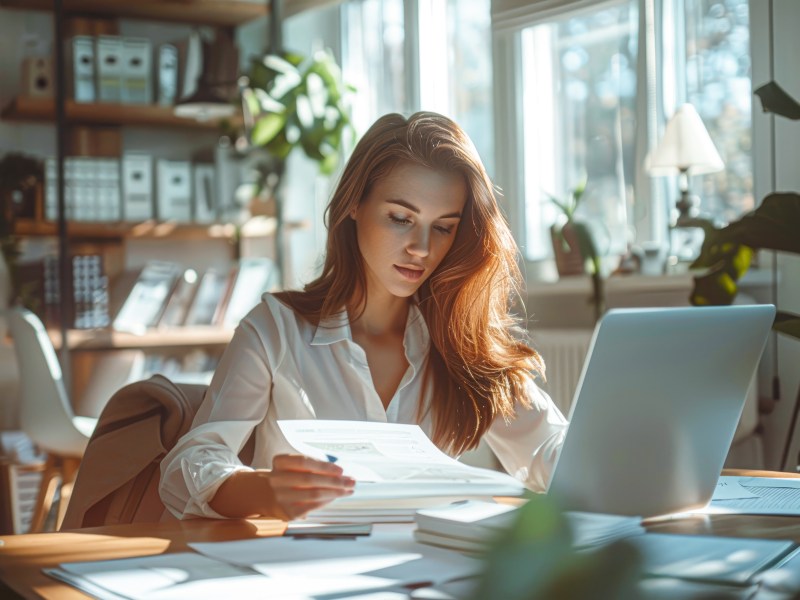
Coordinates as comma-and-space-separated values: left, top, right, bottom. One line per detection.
647, 103, 724, 226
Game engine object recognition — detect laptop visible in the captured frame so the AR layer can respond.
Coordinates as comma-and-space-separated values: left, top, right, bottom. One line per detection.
546, 304, 775, 518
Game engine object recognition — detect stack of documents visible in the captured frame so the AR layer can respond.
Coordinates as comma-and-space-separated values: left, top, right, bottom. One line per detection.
412, 499, 645, 553
278, 420, 526, 522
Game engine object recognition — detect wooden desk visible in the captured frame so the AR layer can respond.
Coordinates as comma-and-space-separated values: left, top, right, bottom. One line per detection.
0, 519, 285, 600
2, 470, 799, 600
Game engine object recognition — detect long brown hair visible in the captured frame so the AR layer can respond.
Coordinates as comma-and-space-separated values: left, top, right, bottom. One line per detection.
279, 112, 543, 455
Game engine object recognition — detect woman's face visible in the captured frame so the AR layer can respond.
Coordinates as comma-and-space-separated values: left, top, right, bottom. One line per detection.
352, 161, 467, 301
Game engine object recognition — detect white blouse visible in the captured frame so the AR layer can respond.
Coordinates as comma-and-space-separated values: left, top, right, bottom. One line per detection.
159, 293, 568, 519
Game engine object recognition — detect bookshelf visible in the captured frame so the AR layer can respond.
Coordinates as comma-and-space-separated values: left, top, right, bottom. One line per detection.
0, 0, 268, 27
0, 0, 279, 400
47, 325, 234, 351
1, 97, 241, 130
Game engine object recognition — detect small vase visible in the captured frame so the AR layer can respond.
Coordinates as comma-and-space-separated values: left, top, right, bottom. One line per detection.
550, 222, 586, 276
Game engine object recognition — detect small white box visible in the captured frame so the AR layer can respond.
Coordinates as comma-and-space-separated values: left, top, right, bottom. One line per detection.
122, 154, 153, 222
69, 36, 95, 103
96, 35, 123, 103
156, 160, 192, 222
122, 37, 152, 104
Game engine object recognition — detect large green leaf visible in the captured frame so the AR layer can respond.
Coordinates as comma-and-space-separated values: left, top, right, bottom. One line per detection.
715, 193, 800, 254
775, 311, 800, 339
251, 112, 286, 146
469, 495, 641, 600
690, 193, 800, 340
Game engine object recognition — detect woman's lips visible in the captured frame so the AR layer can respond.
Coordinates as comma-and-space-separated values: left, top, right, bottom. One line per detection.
394, 265, 424, 281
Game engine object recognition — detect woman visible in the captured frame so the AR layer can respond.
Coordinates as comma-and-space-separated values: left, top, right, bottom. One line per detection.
159, 112, 567, 521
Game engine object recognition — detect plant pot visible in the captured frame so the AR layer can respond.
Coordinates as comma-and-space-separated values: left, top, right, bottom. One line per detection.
550, 222, 586, 276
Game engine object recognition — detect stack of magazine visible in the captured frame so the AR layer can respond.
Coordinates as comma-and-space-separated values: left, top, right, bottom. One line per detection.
413, 499, 646, 554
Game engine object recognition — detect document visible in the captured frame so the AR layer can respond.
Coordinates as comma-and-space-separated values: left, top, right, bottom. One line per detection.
189, 525, 482, 593
706, 476, 800, 515
46, 553, 276, 600
277, 420, 526, 508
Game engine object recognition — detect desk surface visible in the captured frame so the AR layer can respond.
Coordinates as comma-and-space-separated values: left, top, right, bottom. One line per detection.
1, 470, 799, 600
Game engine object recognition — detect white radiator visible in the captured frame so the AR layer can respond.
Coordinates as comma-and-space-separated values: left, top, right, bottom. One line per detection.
530, 328, 593, 415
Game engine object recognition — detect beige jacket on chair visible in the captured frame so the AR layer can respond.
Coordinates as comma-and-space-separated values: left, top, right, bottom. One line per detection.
61, 375, 209, 529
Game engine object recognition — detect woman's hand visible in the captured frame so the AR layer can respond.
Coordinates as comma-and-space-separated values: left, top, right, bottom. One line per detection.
209, 454, 355, 520
263, 454, 356, 520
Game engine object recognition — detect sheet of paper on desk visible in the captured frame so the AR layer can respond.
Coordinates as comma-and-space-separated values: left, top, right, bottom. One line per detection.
630, 533, 796, 586
189, 526, 482, 589
46, 552, 289, 600
277, 420, 525, 503
706, 476, 800, 515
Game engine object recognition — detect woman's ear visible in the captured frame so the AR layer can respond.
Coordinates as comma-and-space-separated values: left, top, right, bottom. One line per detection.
350, 208, 357, 220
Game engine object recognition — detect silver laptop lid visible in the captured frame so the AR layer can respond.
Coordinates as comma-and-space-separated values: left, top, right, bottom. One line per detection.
546, 304, 775, 518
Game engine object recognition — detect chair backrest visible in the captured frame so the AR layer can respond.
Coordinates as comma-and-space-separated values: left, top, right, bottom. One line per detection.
61, 375, 207, 529
6, 307, 88, 456
61, 375, 255, 529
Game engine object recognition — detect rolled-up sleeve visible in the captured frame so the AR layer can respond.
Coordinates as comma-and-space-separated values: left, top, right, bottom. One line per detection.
483, 377, 568, 492
159, 315, 278, 519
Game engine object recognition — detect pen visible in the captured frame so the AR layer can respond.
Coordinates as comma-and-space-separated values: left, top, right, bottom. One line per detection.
326, 454, 338, 463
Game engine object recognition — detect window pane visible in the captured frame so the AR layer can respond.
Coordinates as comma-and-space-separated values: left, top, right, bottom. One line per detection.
342, 0, 406, 134
419, 0, 494, 175
684, 0, 753, 222
520, 2, 638, 261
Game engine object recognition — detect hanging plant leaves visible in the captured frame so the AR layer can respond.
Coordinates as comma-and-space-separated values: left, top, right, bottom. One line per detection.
251, 112, 287, 146
775, 312, 800, 339
243, 48, 354, 173
754, 81, 800, 120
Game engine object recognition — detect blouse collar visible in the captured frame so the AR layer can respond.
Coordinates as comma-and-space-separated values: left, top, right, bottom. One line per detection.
311, 302, 430, 369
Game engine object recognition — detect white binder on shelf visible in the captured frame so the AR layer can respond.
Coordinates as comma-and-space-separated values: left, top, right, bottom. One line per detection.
192, 163, 217, 223
95, 35, 123, 103
96, 158, 121, 222
156, 43, 179, 106
68, 35, 95, 103
121, 37, 152, 105
122, 153, 153, 222
156, 160, 192, 222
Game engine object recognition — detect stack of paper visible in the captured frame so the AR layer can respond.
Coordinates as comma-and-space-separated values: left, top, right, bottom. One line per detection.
412, 499, 645, 554
278, 420, 526, 523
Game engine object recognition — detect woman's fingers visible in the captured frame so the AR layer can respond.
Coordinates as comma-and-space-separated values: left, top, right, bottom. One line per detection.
272, 453, 346, 475
265, 453, 356, 519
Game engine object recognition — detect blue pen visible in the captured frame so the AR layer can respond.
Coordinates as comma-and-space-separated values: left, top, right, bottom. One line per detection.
326, 454, 338, 463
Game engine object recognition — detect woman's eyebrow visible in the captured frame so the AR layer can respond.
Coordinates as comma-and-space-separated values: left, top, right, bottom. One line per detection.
386, 199, 462, 219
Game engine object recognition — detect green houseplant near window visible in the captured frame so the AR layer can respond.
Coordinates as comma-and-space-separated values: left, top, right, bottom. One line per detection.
237, 48, 355, 284
689, 81, 800, 342
548, 179, 605, 321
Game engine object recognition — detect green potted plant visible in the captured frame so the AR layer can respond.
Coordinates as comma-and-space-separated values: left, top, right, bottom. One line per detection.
470, 494, 642, 599
548, 179, 605, 321
689, 82, 800, 342
236, 49, 355, 284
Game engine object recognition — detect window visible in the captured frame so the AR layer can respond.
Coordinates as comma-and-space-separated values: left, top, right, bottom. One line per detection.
342, 0, 494, 174
496, 0, 753, 269
520, 2, 638, 260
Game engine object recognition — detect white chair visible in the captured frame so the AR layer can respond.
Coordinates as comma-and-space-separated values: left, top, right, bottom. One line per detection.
6, 307, 97, 532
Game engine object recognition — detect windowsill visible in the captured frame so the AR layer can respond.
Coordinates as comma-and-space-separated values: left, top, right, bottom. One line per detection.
524, 268, 773, 329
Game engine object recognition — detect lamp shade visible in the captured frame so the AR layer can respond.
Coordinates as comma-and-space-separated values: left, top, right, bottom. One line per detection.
647, 103, 724, 175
